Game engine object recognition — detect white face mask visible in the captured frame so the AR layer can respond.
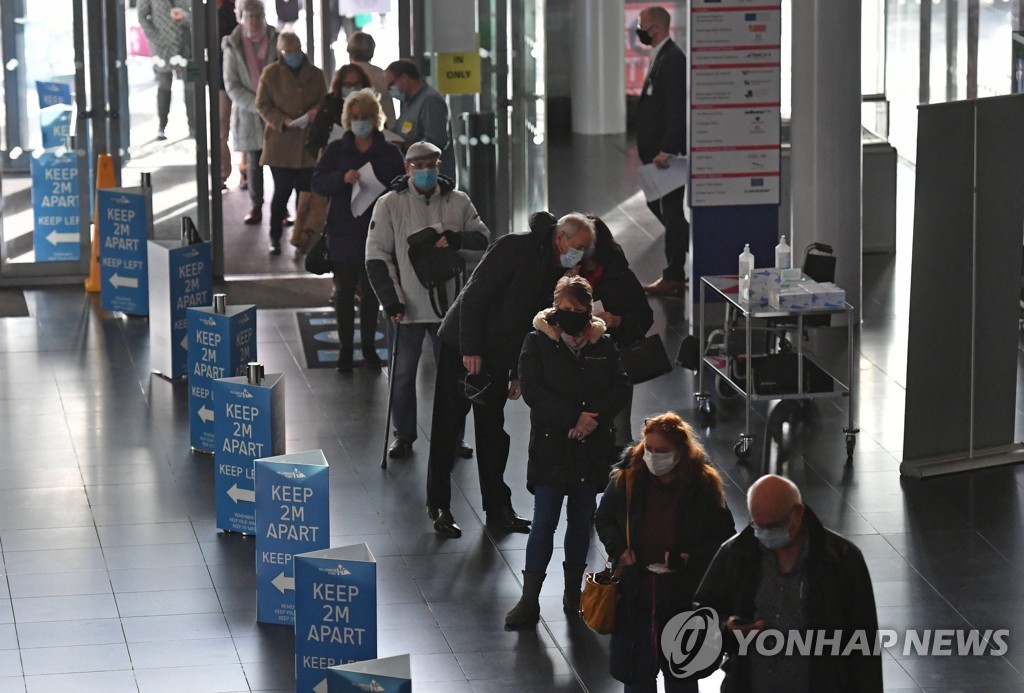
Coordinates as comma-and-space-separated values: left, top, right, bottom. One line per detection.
643, 448, 679, 477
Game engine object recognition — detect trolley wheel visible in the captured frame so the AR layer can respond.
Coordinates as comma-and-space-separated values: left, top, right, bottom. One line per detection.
734, 439, 751, 460
698, 399, 717, 419
845, 433, 856, 457
715, 375, 737, 399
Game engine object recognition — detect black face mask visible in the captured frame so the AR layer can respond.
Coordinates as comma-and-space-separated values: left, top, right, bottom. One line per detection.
555, 309, 590, 336
636, 27, 654, 46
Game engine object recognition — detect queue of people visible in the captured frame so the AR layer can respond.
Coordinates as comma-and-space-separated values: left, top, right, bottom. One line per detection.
158, 6, 883, 689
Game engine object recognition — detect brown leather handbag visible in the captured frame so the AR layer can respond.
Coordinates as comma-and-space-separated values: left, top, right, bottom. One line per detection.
580, 471, 633, 634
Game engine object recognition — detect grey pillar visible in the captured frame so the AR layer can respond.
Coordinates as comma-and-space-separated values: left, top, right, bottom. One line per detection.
790, 0, 862, 317
571, 0, 625, 135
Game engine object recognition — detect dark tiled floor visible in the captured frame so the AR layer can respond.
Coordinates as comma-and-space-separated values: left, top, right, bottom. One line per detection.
1, 133, 1022, 693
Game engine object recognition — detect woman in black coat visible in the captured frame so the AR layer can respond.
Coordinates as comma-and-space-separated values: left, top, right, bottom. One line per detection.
594, 412, 736, 692
581, 215, 654, 445
311, 88, 404, 372
504, 275, 630, 629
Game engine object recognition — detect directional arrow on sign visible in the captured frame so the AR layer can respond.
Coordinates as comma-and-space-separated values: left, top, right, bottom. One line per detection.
46, 230, 77, 245
271, 572, 295, 594
197, 405, 215, 423
109, 273, 138, 289
227, 484, 255, 504
180, 335, 188, 350
313, 679, 327, 693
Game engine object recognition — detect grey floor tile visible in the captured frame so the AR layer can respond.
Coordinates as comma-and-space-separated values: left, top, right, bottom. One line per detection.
0, 527, 99, 553
12, 594, 118, 624
0, 677, 26, 693
1, 549, 106, 575
20, 643, 131, 676
7, 571, 112, 599
15, 619, 125, 649
0, 625, 16, 650
133, 663, 249, 693
127, 637, 239, 670
102, 543, 206, 571
120, 613, 232, 643
96, 522, 197, 548
108, 565, 214, 594
0, 650, 22, 677
23, 670, 138, 693
114, 588, 222, 618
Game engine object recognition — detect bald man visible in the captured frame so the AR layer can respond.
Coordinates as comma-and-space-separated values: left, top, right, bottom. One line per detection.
693, 475, 882, 692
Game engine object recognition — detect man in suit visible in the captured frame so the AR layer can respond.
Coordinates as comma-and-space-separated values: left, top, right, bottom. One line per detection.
636, 6, 689, 296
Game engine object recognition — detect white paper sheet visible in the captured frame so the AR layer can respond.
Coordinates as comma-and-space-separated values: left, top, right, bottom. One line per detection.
592, 300, 605, 315
350, 162, 386, 218
288, 112, 311, 130
637, 156, 689, 202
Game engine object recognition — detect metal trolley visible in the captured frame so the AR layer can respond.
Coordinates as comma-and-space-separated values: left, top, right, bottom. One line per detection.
695, 274, 859, 459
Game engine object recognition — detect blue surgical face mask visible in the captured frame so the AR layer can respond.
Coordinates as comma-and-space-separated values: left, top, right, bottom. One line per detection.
282, 52, 304, 69
559, 244, 585, 269
753, 525, 791, 550
341, 86, 357, 98
411, 168, 438, 190
389, 85, 403, 102
350, 119, 374, 139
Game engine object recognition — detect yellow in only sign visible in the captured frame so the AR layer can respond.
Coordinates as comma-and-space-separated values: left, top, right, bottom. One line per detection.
438, 51, 481, 94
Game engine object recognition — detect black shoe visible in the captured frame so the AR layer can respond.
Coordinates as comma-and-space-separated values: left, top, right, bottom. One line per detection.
457, 441, 474, 459
269, 243, 281, 255
362, 351, 383, 369
486, 507, 531, 533
428, 508, 462, 537
388, 438, 412, 459
336, 348, 353, 373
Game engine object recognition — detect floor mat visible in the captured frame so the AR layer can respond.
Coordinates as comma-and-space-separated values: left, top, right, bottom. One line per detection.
0, 289, 29, 317
296, 308, 389, 369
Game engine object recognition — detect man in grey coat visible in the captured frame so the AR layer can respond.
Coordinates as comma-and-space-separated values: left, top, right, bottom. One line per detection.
365, 142, 489, 461
223, 0, 278, 224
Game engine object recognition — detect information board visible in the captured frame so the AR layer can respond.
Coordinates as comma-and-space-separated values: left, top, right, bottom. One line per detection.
30, 150, 80, 263
98, 187, 152, 313
255, 450, 330, 625
186, 305, 257, 453
213, 373, 286, 534
689, 0, 782, 207
295, 544, 377, 691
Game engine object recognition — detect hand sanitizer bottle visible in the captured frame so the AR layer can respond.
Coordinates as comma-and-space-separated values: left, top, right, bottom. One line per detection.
775, 235, 791, 270
738, 244, 755, 279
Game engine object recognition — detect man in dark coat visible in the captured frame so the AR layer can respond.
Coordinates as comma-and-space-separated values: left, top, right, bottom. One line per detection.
693, 475, 883, 692
425, 212, 594, 537
635, 6, 689, 296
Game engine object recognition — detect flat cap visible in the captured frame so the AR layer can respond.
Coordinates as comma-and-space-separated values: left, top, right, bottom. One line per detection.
405, 141, 442, 162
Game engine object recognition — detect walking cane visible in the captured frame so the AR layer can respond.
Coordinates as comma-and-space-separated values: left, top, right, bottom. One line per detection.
381, 321, 400, 469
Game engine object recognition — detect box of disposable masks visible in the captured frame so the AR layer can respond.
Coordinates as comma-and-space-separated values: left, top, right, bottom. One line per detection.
800, 281, 846, 309
741, 268, 780, 304
769, 286, 813, 310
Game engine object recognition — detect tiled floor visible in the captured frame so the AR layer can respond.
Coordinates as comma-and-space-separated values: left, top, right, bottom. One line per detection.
1, 132, 1023, 692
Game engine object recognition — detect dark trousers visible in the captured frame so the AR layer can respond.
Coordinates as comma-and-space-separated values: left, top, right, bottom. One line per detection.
155, 69, 194, 132
332, 261, 379, 356
646, 185, 689, 281
246, 149, 265, 207
268, 166, 312, 245
426, 342, 513, 513
524, 482, 596, 573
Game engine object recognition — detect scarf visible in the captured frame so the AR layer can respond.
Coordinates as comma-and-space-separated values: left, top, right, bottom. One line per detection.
560, 324, 592, 355
242, 30, 268, 90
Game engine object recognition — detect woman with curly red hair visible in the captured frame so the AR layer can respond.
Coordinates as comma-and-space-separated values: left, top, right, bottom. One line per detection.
594, 412, 736, 692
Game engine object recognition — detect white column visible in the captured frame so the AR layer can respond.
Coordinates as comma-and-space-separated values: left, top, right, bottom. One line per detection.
790, 0, 862, 317
571, 0, 625, 135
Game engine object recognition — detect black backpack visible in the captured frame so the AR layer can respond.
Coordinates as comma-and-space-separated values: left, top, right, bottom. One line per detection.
407, 227, 466, 319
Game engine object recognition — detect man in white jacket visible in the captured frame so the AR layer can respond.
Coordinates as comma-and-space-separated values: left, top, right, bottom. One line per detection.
366, 142, 490, 459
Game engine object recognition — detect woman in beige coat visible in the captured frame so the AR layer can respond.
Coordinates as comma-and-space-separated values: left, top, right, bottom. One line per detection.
255, 31, 326, 254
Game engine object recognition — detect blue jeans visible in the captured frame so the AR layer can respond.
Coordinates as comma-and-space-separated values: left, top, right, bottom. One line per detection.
389, 322, 441, 443
524, 482, 596, 574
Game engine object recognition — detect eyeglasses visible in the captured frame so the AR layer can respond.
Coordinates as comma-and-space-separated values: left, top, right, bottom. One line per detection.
750, 507, 796, 531
407, 159, 438, 170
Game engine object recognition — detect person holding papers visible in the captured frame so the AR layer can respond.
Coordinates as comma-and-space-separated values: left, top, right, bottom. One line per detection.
635, 6, 690, 296
255, 31, 326, 255
311, 89, 404, 373
365, 141, 490, 460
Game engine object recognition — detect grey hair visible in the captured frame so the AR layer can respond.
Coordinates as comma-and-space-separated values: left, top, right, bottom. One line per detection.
557, 212, 595, 241
240, 0, 264, 14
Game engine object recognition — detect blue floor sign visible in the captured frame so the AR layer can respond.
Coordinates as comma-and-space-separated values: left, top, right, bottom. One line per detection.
30, 150, 80, 263
99, 187, 151, 314
255, 450, 330, 625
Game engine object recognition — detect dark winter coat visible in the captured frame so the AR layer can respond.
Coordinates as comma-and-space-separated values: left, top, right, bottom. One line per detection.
693, 506, 883, 693
584, 252, 653, 348
437, 211, 566, 375
594, 460, 736, 682
518, 310, 630, 492
310, 130, 405, 264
